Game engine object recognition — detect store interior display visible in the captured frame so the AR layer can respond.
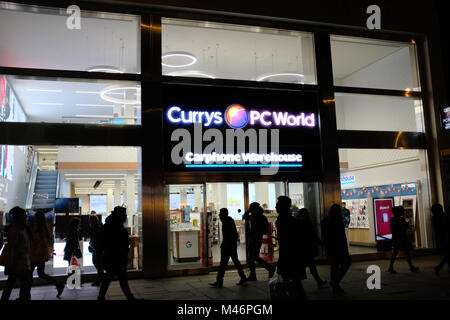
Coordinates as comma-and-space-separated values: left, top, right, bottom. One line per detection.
343, 182, 419, 251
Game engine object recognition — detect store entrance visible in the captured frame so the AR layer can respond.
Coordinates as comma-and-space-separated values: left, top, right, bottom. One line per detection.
167, 181, 323, 270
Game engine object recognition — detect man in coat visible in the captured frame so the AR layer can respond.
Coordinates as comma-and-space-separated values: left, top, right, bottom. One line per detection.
209, 208, 246, 287
243, 202, 275, 281
97, 206, 140, 300
389, 205, 419, 273
275, 196, 307, 300
322, 204, 352, 295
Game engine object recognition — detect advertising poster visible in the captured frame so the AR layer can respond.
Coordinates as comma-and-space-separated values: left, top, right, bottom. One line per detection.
357, 198, 369, 228
226, 183, 244, 220
348, 199, 359, 228
373, 198, 394, 240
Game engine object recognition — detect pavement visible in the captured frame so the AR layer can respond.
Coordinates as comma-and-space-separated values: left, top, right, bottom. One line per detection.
1, 255, 449, 300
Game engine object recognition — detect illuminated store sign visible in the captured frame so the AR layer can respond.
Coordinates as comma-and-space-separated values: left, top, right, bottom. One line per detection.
184, 152, 303, 168
341, 175, 356, 185
163, 83, 322, 174
166, 104, 316, 129
443, 107, 450, 131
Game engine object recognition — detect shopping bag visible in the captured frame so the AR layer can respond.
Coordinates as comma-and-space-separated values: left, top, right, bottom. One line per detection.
70, 256, 80, 267
268, 274, 295, 300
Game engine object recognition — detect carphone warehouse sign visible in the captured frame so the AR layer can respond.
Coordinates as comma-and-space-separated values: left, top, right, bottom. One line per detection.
163, 83, 322, 175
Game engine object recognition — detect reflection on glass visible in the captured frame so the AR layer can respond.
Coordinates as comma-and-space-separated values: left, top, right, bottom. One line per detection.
0, 145, 143, 279
0, 6, 140, 73
168, 184, 204, 269
338, 148, 431, 252
0, 76, 141, 125
335, 93, 424, 132
162, 18, 316, 84
331, 36, 420, 91
206, 183, 245, 264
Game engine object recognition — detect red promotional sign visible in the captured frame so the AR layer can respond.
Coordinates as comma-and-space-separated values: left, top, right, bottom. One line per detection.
373, 198, 394, 240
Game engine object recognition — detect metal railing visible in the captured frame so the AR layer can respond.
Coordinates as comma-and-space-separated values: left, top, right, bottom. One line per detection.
25, 151, 39, 209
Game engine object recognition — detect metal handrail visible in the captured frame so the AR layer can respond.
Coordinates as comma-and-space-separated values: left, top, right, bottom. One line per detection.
25, 151, 39, 209
55, 171, 61, 199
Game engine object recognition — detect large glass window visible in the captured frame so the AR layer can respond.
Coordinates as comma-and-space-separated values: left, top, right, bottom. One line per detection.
335, 93, 424, 132
0, 145, 142, 279
0, 76, 141, 125
0, 6, 140, 73
168, 184, 204, 269
162, 18, 316, 84
339, 148, 432, 254
331, 36, 420, 91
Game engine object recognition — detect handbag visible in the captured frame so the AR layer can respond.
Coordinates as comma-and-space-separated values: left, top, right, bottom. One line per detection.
268, 274, 296, 300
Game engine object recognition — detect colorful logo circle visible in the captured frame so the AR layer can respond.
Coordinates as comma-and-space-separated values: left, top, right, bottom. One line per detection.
225, 104, 248, 129
185, 241, 192, 248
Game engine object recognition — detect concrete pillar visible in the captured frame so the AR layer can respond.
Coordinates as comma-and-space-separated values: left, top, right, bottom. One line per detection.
113, 104, 122, 122
107, 189, 114, 214
254, 182, 269, 209
114, 180, 122, 207
125, 174, 136, 229
194, 185, 202, 212
124, 89, 135, 124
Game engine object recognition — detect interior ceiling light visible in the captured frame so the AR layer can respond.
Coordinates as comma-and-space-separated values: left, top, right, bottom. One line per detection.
27, 89, 62, 93
162, 52, 197, 68
75, 104, 114, 107
86, 65, 123, 73
256, 72, 305, 83
166, 70, 215, 79
32, 102, 64, 106
100, 85, 141, 105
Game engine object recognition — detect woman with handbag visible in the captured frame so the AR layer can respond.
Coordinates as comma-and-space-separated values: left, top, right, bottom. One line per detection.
0, 207, 32, 300
63, 218, 82, 270
30, 211, 64, 297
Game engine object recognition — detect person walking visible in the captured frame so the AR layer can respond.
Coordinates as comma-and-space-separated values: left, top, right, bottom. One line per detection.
63, 218, 82, 268
97, 206, 139, 300
209, 208, 246, 288
275, 196, 307, 300
432, 204, 450, 275
88, 213, 104, 286
0, 207, 32, 300
296, 208, 327, 288
322, 203, 351, 295
388, 205, 419, 273
243, 202, 275, 281
30, 210, 64, 297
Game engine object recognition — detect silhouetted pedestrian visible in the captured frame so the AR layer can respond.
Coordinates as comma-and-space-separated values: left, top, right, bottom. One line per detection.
243, 202, 275, 281
297, 208, 327, 288
63, 218, 82, 267
323, 203, 351, 295
88, 213, 104, 286
342, 202, 350, 228
388, 205, 419, 273
209, 208, 246, 288
431, 204, 449, 275
30, 210, 64, 297
1, 207, 32, 300
275, 196, 307, 300
98, 206, 139, 300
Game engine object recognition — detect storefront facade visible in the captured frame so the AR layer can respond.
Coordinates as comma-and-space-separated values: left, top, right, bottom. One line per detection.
0, 0, 448, 279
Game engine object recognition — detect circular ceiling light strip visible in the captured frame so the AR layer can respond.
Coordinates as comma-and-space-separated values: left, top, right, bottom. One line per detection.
165, 70, 215, 79
86, 65, 123, 73
256, 72, 305, 83
100, 85, 141, 105
162, 52, 197, 68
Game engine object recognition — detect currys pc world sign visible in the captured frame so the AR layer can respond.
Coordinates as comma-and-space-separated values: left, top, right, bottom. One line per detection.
163, 83, 322, 176
166, 104, 316, 129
